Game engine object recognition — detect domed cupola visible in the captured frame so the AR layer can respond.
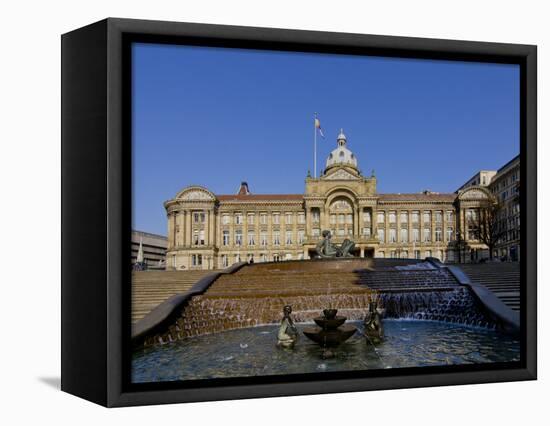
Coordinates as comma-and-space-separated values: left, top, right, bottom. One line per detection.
325, 128, 359, 171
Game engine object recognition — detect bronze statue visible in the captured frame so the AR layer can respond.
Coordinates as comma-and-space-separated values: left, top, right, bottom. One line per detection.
364, 301, 384, 344
315, 230, 355, 258
277, 305, 298, 348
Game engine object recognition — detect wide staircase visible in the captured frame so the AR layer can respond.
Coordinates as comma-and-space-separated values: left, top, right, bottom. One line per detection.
132, 270, 218, 323
459, 263, 520, 312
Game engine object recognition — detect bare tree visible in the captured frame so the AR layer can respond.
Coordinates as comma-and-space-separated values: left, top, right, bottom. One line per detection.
467, 198, 506, 260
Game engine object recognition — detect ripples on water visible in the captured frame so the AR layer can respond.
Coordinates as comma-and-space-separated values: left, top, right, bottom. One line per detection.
131, 320, 520, 383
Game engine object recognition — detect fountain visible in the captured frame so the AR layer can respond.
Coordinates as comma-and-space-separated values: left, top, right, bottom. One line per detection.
303, 308, 357, 358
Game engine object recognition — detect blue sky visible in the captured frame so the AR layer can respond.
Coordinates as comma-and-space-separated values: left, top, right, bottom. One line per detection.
132, 43, 519, 235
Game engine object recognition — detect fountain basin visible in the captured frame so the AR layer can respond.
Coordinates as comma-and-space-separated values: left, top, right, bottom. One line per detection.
314, 316, 347, 329
303, 324, 357, 347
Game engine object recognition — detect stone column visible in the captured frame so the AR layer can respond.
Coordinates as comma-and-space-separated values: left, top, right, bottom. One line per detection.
385, 210, 390, 247
418, 208, 424, 259
408, 209, 413, 252
431, 209, 437, 256
371, 205, 377, 238
306, 206, 312, 238
167, 212, 174, 250
353, 207, 363, 240
185, 209, 192, 246
210, 209, 215, 248
320, 206, 327, 233
204, 210, 209, 246
176, 211, 184, 247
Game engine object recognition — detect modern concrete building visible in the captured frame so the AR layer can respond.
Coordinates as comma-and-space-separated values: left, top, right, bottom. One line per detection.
163, 130, 512, 270
131, 230, 168, 269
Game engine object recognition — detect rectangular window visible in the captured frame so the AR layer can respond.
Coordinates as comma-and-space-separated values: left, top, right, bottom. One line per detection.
260, 214, 267, 225
235, 213, 243, 225
248, 231, 255, 246
199, 230, 205, 245
400, 211, 408, 224
298, 213, 305, 224
298, 230, 305, 244
222, 215, 230, 225
363, 227, 371, 237
446, 227, 453, 241
435, 211, 442, 223
435, 227, 442, 242
423, 211, 431, 223
273, 231, 280, 246
389, 228, 397, 243
377, 212, 385, 224
414, 250, 421, 259
285, 213, 293, 225
260, 253, 267, 262
260, 231, 268, 246
412, 211, 420, 223
286, 231, 292, 245
423, 228, 431, 242
446, 211, 454, 223
193, 212, 200, 223
400, 228, 408, 243
389, 211, 396, 223
193, 230, 199, 245
390, 250, 397, 259
330, 214, 336, 224
221, 255, 228, 267
363, 211, 371, 223
412, 228, 420, 243
312, 228, 320, 237
235, 230, 242, 246
222, 230, 230, 246
247, 214, 255, 225
273, 213, 280, 225
346, 214, 353, 224
425, 250, 432, 258
312, 210, 320, 223
377, 228, 385, 243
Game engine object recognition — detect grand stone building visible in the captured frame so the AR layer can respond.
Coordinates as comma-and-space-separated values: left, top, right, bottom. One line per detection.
164, 130, 506, 270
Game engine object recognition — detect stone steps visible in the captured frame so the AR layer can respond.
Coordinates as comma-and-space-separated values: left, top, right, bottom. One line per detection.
459, 263, 520, 312
131, 270, 219, 322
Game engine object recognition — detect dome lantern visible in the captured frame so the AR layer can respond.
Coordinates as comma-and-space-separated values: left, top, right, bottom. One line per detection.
324, 128, 359, 172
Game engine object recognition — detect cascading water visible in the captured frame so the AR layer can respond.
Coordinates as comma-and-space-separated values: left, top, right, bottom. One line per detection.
140, 260, 503, 347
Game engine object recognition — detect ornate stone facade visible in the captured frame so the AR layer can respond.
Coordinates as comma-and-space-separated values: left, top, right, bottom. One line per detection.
164, 130, 500, 270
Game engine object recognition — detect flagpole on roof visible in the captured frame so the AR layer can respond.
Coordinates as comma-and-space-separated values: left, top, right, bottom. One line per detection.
314, 112, 317, 178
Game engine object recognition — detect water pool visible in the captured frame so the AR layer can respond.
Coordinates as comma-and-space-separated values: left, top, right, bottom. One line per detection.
132, 320, 520, 383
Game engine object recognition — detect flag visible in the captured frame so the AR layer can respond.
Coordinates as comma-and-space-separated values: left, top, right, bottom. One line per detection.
315, 117, 325, 138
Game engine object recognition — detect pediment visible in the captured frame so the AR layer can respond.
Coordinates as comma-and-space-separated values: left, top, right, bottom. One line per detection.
458, 186, 491, 201
176, 185, 216, 201
323, 168, 360, 181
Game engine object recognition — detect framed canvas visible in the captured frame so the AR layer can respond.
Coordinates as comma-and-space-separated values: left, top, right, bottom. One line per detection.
61, 18, 537, 407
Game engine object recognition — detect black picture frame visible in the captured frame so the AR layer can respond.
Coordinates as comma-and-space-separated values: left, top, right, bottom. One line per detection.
61, 17, 537, 407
